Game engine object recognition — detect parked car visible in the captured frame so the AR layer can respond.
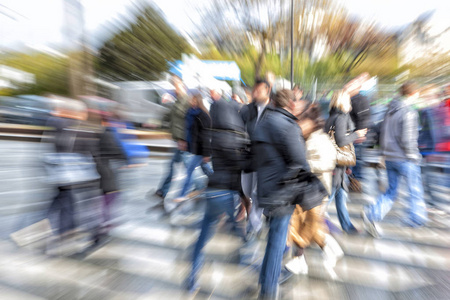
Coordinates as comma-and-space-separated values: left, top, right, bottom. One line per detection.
0, 95, 52, 126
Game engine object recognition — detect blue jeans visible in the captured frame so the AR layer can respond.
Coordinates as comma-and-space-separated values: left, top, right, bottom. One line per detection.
352, 144, 365, 180
186, 189, 244, 290
179, 155, 213, 197
366, 161, 428, 226
329, 187, 356, 233
157, 149, 189, 197
259, 214, 292, 299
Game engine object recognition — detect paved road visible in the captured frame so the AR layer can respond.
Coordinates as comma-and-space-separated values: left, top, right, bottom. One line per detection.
1, 140, 450, 299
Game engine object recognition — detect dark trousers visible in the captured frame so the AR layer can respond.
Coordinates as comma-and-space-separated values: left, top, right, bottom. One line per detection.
48, 188, 75, 235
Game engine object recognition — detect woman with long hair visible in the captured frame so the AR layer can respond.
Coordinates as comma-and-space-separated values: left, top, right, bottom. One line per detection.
324, 90, 367, 233
174, 94, 213, 202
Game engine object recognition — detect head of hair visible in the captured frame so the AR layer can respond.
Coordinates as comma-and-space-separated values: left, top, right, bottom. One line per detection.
254, 78, 271, 90
400, 81, 418, 97
298, 104, 324, 132
274, 89, 294, 108
329, 89, 351, 113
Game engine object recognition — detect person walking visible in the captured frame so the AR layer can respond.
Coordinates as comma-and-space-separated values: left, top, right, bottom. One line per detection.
253, 89, 309, 299
285, 104, 343, 277
344, 73, 371, 186
362, 82, 428, 237
154, 76, 191, 200
184, 87, 248, 293
173, 94, 213, 203
240, 78, 273, 239
325, 90, 367, 233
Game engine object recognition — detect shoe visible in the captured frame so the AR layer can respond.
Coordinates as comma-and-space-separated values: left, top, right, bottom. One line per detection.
323, 234, 344, 267
361, 211, 380, 238
278, 267, 294, 285
284, 255, 308, 275
147, 189, 164, 200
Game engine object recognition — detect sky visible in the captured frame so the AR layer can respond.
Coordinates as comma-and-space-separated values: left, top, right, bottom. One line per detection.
0, 0, 449, 50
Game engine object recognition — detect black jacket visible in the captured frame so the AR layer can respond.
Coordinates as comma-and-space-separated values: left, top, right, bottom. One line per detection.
240, 101, 273, 172
207, 98, 249, 191
240, 101, 272, 139
350, 93, 371, 130
189, 110, 212, 157
97, 127, 127, 193
325, 109, 358, 190
253, 106, 309, 216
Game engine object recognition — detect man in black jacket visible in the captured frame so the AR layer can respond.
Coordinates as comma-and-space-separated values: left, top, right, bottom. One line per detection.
240, 79, 273, 238
344, 73, 371, 183
253, 89, 309, 299
184, 87, 248, 293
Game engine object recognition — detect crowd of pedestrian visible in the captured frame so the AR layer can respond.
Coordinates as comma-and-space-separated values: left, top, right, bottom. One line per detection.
150, 72, 432, 299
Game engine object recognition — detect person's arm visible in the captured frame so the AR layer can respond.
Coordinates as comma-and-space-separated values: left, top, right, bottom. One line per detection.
201, 115, 212, 158
334, 115, 358, 147
357, 96, 371, 130
278, 123, 310, 172
401, 109, 420, 163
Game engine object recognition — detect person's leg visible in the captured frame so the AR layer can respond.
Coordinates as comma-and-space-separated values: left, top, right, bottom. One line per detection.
186, 190, 230, 290
366, 161, 401, 222
179, 155, 203, 197
59, 189, 75, 235
259, 214, 292, 299
361, 166, 379, 205
247, 173, 264, 234
334, 188, 356, 233
223, 191, 247, 240
157, 149, 181, 197
351, 144, 364, 180
200, 161, 213, 177
402, 162, 428, 226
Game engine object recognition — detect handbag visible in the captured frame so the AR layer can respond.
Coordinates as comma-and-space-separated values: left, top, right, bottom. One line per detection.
44, 128, 100, 186
328, 126, 356, 167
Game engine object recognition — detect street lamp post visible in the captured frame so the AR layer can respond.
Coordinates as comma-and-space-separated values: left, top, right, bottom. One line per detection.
290, 0, 294, 89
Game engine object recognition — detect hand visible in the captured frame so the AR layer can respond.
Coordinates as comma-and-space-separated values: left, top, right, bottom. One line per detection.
202, 156, 210, 163
354, 136, 367, 144
177, 140, 187, 151
345, 168, 352, 175
356, 128, 368, 138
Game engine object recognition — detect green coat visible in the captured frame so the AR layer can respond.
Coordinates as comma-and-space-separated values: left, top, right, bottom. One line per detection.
170, 93, 190, 141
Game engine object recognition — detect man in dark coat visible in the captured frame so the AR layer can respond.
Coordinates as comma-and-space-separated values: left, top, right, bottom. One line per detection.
240, 78, 273, 237
253, 89, 309, 299
344, 73, 371, 182
184, 87, 248, 293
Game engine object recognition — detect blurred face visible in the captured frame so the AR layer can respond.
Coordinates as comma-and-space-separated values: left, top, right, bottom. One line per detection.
293, 100, 308, 116
172, 77, 186, 96
298, 119, 314, 138
190, 96, 199, 108
344, 73, 370, 97
252, 83, 270, 104
210, 90, 221, 101
294, 88, 303, 101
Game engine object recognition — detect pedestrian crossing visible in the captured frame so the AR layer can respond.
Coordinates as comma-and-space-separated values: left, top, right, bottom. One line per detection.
1, 153, 449, 299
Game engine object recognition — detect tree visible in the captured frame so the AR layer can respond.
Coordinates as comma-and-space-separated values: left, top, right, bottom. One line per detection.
97, 3, 190, 81
0, 51, 70, 96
